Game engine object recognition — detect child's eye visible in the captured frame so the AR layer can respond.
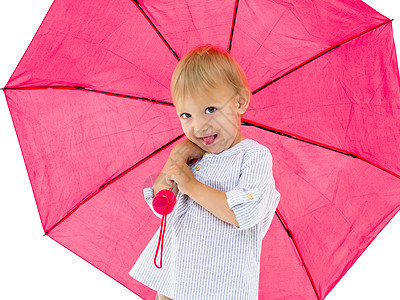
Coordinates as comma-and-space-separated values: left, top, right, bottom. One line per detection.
180, 107, 216, 119
181, 113, 190, 119
205, 107, 216, 114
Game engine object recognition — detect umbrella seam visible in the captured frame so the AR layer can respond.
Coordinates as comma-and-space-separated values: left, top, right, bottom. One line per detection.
43, 134, 185, 236
252, 19, 394, 95
275, 208, 320, 299
130, 0, 180, 61
228, 0, 240, 53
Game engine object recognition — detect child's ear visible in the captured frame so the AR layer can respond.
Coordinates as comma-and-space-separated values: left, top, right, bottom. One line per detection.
237, 96, 249, 114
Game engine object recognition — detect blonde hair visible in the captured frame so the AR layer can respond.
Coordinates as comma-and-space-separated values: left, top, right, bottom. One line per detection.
170, 44, 250, 106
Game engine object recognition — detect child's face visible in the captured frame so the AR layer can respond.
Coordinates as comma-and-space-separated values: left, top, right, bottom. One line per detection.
175, 84, 248, 154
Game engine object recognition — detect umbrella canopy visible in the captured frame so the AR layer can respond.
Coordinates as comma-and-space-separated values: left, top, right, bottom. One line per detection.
2, 0, 400, 299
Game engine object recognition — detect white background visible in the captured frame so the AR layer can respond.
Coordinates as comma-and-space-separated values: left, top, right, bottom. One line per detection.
1, 1, 399, 299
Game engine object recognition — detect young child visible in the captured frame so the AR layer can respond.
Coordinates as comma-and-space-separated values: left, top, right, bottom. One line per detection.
129, 44, 281, 300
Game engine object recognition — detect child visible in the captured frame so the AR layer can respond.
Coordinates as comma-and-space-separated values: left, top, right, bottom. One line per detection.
129, 44, 281, 300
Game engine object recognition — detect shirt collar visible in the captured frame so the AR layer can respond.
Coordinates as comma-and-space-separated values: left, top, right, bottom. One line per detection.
203, 138, 253, 157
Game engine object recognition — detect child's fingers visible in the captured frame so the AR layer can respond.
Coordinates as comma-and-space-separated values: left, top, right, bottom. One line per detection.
165, 174, 174, 186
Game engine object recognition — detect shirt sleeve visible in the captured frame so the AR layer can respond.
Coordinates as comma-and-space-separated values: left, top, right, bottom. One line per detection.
225, 147, 281, 231
143, 187, 164, 219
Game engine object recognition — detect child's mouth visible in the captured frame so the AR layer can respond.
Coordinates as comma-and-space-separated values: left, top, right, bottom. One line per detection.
200, 134, 218, 145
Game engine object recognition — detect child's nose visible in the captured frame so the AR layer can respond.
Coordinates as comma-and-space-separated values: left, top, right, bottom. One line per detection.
192, 117, 206, 131
193, 118, 214, 136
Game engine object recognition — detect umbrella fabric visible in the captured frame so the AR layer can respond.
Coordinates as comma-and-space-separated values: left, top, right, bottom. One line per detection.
3, 0, 400, 299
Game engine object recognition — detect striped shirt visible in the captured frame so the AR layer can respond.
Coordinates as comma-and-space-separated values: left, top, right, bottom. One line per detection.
129, 138, 281, 299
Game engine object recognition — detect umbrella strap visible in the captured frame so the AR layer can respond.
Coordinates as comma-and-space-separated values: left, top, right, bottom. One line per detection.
154, 204, 171, 269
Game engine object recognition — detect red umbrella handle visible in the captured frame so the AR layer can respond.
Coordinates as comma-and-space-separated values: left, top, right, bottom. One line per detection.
153, 184, 177, 268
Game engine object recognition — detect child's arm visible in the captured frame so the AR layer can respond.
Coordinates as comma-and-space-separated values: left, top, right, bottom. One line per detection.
177, 147, 280, 231
186, 180, 240, 228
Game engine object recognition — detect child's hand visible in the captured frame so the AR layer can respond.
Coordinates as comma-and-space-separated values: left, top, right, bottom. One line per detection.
171, 139, 206, 164
165, 162, 197, 195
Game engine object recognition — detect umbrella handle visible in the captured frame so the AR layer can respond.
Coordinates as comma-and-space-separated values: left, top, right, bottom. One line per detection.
153, 182, 177, 269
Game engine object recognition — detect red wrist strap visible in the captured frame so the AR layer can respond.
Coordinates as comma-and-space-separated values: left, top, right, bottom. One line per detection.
154, 204, 171, 268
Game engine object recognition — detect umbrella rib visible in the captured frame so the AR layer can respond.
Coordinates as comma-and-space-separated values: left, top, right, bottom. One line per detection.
43, 134, 186, 236
130, 0, 180, 61
252, 19, 394, 95
274, 208, 320, 300
228, 0, 240, 53
241, 119, 400, 179
5, 86, 398, 178
2, 85, 175, 106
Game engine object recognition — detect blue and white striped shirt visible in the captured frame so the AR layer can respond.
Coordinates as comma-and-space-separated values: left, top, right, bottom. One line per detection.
129, 138, 281, 299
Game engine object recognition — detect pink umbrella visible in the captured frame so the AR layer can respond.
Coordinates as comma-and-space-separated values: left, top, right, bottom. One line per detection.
2, 0, 400, 299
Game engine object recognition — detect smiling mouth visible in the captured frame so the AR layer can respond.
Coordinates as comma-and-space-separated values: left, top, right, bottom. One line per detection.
200, 134, 218, 145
